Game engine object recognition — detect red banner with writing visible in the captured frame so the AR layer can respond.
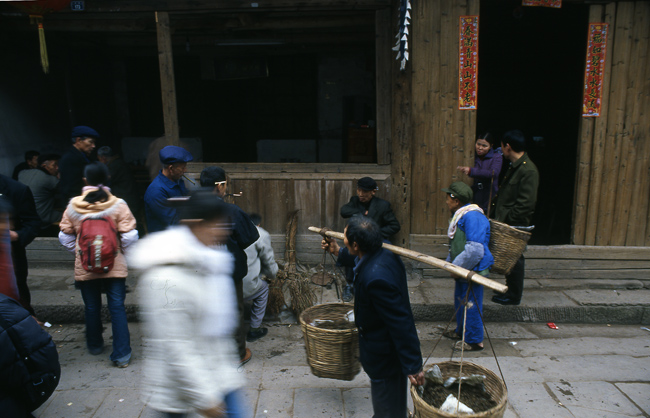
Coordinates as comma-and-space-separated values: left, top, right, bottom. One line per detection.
522, 0, 561, 8
582, 23, 609, 117
458, 16, 479, 110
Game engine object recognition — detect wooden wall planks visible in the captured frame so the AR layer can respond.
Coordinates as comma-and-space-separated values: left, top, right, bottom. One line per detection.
186, 163, 391, 235
573, 1, 650, 246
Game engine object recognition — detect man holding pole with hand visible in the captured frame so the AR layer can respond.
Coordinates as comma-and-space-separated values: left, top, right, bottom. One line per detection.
322, 216, 423, 418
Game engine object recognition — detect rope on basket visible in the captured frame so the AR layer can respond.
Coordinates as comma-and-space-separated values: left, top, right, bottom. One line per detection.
420, 280, 509, 412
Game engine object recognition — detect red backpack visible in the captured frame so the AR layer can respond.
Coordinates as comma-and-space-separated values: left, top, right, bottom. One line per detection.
77, 216, 120, 273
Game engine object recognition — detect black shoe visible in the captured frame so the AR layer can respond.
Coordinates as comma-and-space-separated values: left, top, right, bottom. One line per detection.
246, 327, 268, 342
342, 285, 354, 302
491, 295, 520, 305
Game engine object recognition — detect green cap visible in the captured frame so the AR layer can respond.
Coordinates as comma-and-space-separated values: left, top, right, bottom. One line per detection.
442, 181, 473, 204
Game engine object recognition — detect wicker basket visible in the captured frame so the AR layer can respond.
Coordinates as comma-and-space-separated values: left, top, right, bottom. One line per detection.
299, 303, 360, 381
488, 219, 531, 275
411, 361, 508, 418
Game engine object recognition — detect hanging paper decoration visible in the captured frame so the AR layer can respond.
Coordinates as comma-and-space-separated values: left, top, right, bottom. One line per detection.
11, 0, 72, 74
458, 16, 479, 110
582, 23, 609, 117
392, 0, 411, 71
522, 0, 562, 8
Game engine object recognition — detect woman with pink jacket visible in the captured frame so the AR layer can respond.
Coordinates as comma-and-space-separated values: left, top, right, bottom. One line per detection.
59, 162, 138, 368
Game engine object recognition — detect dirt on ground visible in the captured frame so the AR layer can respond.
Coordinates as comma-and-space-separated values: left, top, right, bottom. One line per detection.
421, 382, 497, 413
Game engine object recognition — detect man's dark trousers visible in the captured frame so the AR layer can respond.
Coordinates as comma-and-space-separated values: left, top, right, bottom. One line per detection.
370, 373, 408, 418
505, 255, 525, 302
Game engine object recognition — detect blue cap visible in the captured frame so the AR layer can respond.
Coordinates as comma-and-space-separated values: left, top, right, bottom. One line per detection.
71, 125, 100, 140
159, 145, 193, 165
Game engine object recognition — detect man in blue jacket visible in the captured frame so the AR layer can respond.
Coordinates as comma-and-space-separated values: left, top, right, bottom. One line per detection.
324, 216, 423, 418
144, 146, 193, 233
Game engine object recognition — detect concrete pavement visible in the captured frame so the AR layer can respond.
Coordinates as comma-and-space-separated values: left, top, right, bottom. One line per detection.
34, 321, 650, 418
24, 259, 650, 417
27, 265, 650, 325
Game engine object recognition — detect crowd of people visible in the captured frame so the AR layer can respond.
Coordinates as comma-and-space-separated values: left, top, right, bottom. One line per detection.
0, 126, 538, 417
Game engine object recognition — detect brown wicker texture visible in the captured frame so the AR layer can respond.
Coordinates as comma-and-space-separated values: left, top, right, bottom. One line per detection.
411, 361, 508, 418
488, 219, 532, 275
299, 303, 360, 381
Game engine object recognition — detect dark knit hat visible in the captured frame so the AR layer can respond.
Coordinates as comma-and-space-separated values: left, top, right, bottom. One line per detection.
357, 177, 378, 191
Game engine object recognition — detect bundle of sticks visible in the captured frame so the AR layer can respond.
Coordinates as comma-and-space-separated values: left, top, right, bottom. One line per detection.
267, 210, 315, 317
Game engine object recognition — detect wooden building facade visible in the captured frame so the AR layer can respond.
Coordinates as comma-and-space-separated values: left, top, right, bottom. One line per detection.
2, 1, 649, 274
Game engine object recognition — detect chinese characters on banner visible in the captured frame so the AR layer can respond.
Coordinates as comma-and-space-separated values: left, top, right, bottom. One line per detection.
458, 16, 479, 110
522, 0, 562, 8
582, 23, 609, 117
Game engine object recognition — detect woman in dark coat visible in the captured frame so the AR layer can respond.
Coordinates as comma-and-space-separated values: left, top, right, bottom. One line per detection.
457, 133, 503, 212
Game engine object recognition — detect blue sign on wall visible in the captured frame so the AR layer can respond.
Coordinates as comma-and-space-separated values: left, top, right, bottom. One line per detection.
70, 1, 84, 11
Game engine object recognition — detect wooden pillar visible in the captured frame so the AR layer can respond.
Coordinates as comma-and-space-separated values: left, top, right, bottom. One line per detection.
155, 11, 180, 146
390, 4, 413, 247
572, 5, 604, 245
582, 2, 617, 245
376, 7, 392, 165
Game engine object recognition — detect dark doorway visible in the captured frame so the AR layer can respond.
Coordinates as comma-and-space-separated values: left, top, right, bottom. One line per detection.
476, 1, 589, 245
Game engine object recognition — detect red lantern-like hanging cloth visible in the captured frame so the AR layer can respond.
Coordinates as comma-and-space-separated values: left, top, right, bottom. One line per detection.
12, 0, 72, 74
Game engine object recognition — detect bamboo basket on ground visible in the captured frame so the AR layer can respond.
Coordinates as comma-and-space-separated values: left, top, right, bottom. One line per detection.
488, 220, 532, 275
411, 361, 508, 418
299, 303, 360, 381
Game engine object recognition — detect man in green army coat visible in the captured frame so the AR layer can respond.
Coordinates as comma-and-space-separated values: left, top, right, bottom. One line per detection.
491, 130, 539, 305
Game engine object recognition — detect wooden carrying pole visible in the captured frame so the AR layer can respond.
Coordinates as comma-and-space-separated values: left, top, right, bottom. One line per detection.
309, 226, 508, 294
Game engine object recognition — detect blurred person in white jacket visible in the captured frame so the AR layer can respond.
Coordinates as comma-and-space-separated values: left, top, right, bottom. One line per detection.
129, 191, 246, 418
242, 213, 278, 342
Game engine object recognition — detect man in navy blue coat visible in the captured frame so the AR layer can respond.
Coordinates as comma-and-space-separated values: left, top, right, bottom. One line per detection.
325, 216, 424, 418
144, 146, 193, 233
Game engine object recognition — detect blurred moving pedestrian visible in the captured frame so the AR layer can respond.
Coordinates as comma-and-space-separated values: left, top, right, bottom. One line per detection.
59, 126, 98, 200
18, 153, 65, 233
0, 174, 41, 318
441, 182, 494, 351
144, 145, 193, 233
0, 197, 20, 301
58, 162, 138, 368
339, 177, 400, 302
243, 213, 278, 342
12, 150, 40, 181
200, 166, 259, 366
0, 293, 61, 418
456, 132, 503, 212
130, 191, 247, 418
490, 130, 539, 306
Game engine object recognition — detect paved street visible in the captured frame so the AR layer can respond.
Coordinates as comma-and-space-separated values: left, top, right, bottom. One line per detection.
34, 320, 650, 418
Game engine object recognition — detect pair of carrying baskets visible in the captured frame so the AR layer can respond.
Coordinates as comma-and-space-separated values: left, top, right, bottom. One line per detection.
488, 219, 531, 275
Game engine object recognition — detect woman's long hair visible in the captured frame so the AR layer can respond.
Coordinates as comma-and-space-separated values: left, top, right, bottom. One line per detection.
83, 162, 110, 203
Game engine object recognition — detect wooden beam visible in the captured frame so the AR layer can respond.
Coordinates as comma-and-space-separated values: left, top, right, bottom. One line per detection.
375, 7, 391, 165
185, 162, 391, 173
49, 0, 393, 14
155, 11, 180, 146
309, 226, 508, 293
